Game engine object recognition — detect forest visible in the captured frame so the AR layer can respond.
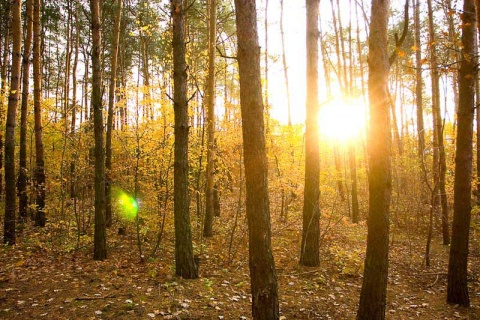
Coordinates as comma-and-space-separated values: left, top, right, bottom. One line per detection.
0, 0, 480, 319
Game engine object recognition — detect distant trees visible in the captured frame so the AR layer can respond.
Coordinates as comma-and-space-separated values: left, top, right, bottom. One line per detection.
357, 0, 391, 319
234, 0, 279, 318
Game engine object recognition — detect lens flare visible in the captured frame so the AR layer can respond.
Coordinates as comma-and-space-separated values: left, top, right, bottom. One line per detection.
114, 187, 138, 220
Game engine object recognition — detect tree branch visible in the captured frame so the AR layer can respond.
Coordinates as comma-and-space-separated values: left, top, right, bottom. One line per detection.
389, 0, 409, 66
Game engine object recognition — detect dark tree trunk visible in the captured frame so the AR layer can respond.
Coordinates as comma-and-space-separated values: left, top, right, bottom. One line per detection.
234, 0, 279, 318
4, 0, 22, 244
413, 0, 424, 158
300, 0, 321, 267
19, 0, 34, 222
427, 0, 450, 245
33, 0, 46, 227
172, 0, 198, 279
203, 0, 217, 238
90, 0, 107, 261
349, 143, 359, 223
105, 0, 123, 228
447, 0, 476, 307
357, 0, 391, 319
0, 1, 10, 201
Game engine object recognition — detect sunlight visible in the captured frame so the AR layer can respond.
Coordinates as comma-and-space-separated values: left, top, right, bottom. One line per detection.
318, 97, 366, 143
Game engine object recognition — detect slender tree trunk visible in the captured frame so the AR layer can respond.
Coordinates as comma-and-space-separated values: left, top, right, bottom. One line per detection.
333, 144, 346, 201
172, 0, 198, 279
447, 0, 460, 135
33, 0, 46, 227
64, 1, 72, 121
19, 0, 34, 222
203, 0, 217, 238
349, 143, 359, 223
357, 1, 391, 319
0, 1, 9, 200
279, 0, 291, 126
413, 0, 425, 164
427, 0, 449, 245
70, 0, 80, 199
105, 0, 123, 228
447, 0, 476, 307
90, 0, 107, 261
234, 0, 279, 318
300, 0, 321, 267
4, 0, 22, 244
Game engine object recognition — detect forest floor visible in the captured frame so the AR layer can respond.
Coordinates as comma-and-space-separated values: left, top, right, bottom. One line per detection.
1, 214, 480, 319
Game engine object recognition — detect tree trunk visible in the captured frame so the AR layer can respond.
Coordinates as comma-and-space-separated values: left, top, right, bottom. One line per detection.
172, 0, 198, 279
447, 0, 476, 307
3, 0, 21, 244
413, 0, 426, 189
349, 143, 359, 223
0, 1, 9, 201
19, 0, 34, 222
427, 0, 450, 245
105, 0, 123, 228
357, 1, 391, 319
300, 0, 321, 267
280, 0, 291, 126
234, 0, 279, 318
90, 0, 107, 261
203, 0, 217, 238
70, 0, 80, 199
33, 0, 46, 227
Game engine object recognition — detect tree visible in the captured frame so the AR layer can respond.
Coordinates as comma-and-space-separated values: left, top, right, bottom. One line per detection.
427, 0, 449, 246
172, 0, 198, 279
0, 1, 10, 200
90, 0, 107, 260
3, 0, 22, 244
447, 0, 476, 307
105, 0, 123, 227
300, 0, 320, 267
357, 0, 391, 319
234, 0, 279, 318
19, 0, 34, 222
203, 0, 217, 238
33, 0, 46, 227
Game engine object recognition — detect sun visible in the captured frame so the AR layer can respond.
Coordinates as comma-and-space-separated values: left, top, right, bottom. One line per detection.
318, 97, 366, 143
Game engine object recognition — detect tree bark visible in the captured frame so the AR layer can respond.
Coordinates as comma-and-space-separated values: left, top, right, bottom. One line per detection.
90, 0, 107, 261
0, 0, 9, 201
234, 0, 279, 318
19, 0, 34, 222
203, 0, 217, 238
427, 0, 450, 245
105, 0, 123, 228
33, 0, 46, 227
280, 0, 291, 126
300, 0, 320, 267
447, 0, 476, 307
413, 0, 426, 185
357, 0, 391, 319
172, 0, 198, 279
4, 0, 22, 244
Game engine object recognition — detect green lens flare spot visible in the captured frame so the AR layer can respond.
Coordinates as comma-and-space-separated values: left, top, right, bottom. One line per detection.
115, 188, 138, 221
